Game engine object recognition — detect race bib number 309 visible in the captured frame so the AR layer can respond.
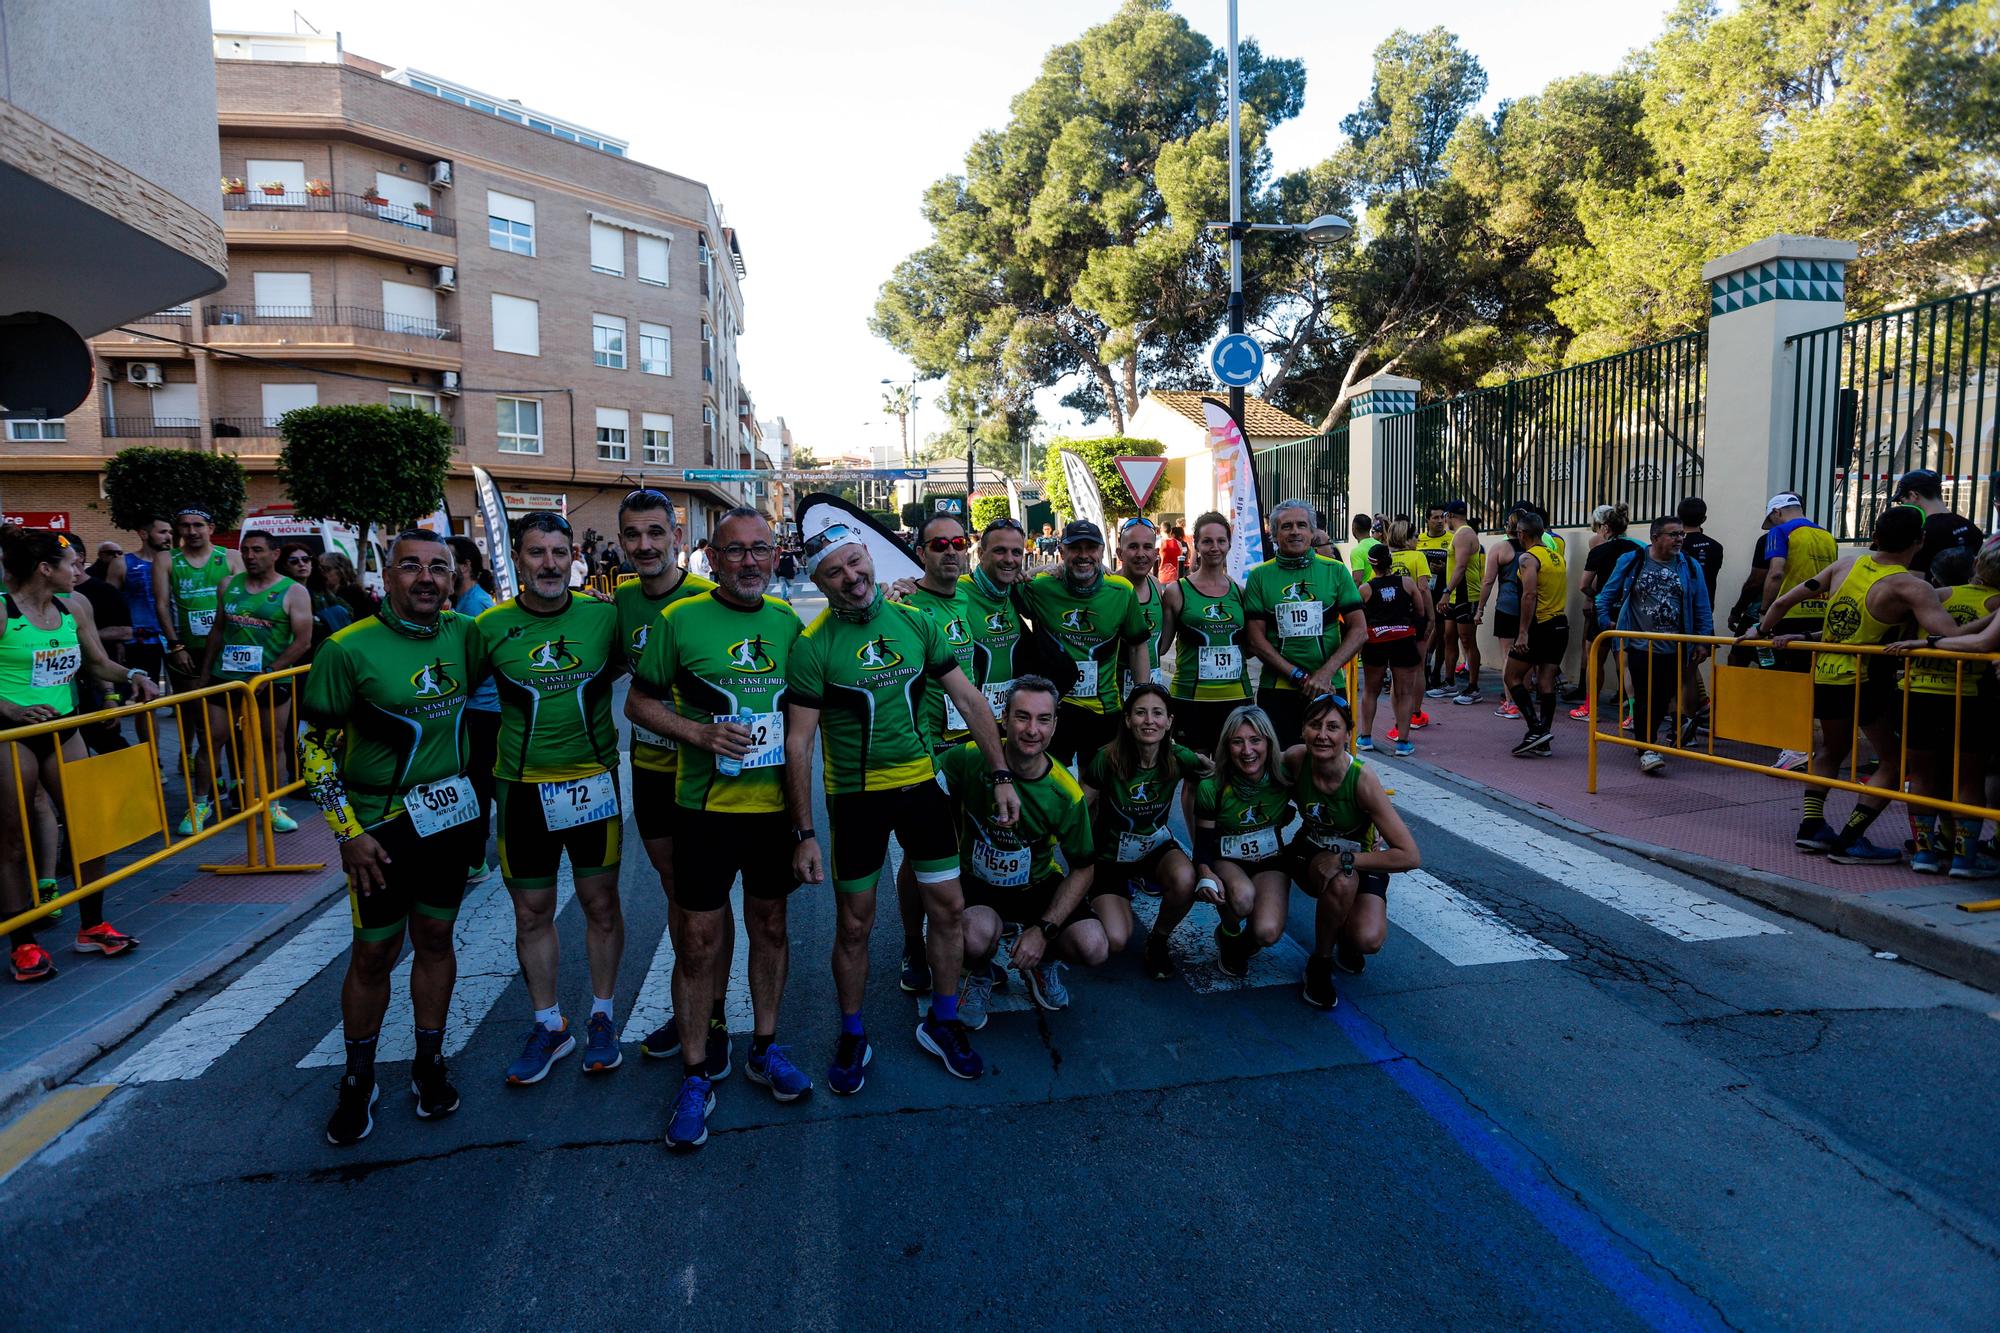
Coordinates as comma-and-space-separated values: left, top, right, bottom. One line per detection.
405, 776, 478, 838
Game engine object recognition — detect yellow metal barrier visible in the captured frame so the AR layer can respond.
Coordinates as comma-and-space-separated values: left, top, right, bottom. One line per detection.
214, 664, 323, 877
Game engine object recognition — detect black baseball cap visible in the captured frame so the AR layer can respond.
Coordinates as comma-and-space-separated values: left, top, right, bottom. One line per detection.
1059, 519, 1105, 547
1871, 504, 1925, 552
1444, 500, 1468, 516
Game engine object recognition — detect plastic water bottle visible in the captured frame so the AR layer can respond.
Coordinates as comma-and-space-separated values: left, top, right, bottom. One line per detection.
1757, 645, 1777, 669
716, 714, 744, 777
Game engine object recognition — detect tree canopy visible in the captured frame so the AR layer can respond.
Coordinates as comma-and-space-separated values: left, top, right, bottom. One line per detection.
275, 405, 454, 535
103, 447, 247, 534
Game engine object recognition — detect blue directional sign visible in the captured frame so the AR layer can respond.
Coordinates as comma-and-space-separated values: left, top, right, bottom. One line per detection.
1211, 333, 1264, 387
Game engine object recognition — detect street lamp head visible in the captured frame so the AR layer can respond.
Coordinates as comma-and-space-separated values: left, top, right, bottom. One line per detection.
1303, 214, 1353, 246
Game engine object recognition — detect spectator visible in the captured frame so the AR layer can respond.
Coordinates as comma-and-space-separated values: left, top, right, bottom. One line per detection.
568, 546, 589, 587
447, 535, 501, 883
597, 545, 624, 579
1894, 468, 1983, 577
74, 545, 135, 754
1677, 497, 1725, 601
688, 537, 714, 579
1571, 503, 1644, 716
773, 543, 799, 600
1160, 524, 1185, 582
1596, 514, 1713, 775
276, 544, 320, 652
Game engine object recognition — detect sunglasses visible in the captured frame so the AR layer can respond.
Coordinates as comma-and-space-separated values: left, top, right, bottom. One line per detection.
804, 523, 857, 558
1310, 691, 1351, 709
982, 518, 1025, 535
924, 535, 970, 552
515, 509, 572, 536
1119, 516, 1156, 532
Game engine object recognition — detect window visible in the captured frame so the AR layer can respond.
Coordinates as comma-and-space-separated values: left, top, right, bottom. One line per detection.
487, 190, 535, 256
262, 383, 318, 426
639, 322, 670, 376
389, 389, 440, 413
4, 419, 65, 442
702, 405, 716, 463
596, 407, 629, 462
637, 235, 668, 286
491, 294, 540, 356
497, 397, 542, 453
590, 222, 624, 275
382, 280, 438, 335
591, 313, 626, 369
253, 271, 311, 317
244, 158, 306, 204
151, 383, 197, 425
374, 173, 432, 230
642, 413, 673, 464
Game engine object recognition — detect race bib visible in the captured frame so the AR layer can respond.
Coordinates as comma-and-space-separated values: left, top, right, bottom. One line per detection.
405, 776, 478, 838
220, 643, 263, 675
538, 771, 619, 831
1308, 831, 1365, 855
30, 645, 81, 689
970, 834, 1031, 887
726, 711, 784, 769
943, 691, 968, 734
1121, 666, 1171, 696
1276, 600, 1323, 640
1197, 645, 1241, 681
1219, 826, 1280, 861
980, 679, 1013, 719
187, 609, 216, 637
1070, 659, 1099, 699
631, 722, 676, 751
1116, 826, 1172, 863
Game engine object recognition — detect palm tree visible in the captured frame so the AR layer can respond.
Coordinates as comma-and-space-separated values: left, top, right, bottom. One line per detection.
881, 386, 914, 464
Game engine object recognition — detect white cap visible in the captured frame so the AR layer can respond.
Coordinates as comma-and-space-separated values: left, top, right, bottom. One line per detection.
1764, 493, 1802, 517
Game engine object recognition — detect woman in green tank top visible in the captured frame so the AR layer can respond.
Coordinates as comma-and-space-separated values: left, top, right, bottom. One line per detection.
1277, 692, 1420, 1007
0, 527, 161, 980
1191, 703, 1296, 980
1158, 512, 1249, 755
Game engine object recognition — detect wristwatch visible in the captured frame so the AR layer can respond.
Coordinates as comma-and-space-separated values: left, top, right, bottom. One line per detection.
1037, 918, 1061, 940
1926, 633, 1943, 649
793, 827, 817, 843
991, 769, 1015, 785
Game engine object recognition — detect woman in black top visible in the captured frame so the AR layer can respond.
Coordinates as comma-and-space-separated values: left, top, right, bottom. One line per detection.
1572, 503, 1645, 717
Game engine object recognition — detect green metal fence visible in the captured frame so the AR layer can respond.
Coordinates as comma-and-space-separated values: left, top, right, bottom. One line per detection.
1257, 426, 1349, 533
1787, 285, 1998, 541
1379, 331, 1708, 530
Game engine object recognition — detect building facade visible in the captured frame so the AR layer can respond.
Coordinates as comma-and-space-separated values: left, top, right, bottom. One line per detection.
9, 31, 765, 548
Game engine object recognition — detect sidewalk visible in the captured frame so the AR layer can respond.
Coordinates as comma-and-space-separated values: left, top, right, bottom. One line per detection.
1377, 671, 2000, 993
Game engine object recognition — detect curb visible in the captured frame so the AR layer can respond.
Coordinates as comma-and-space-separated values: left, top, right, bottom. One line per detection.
1397, 759, 2000, 996
0, 869, 347, 1124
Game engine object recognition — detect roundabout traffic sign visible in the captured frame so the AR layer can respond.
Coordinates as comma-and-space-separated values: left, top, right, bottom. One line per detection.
1210, 333, 1264, 387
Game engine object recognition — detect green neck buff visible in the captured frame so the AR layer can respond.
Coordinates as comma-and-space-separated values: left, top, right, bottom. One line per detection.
1276, 551, 1312, 570
832, 588, 884, 625
376, 603, 443, 640
1062, 567, 1102, 597
971, 565, 1007, 600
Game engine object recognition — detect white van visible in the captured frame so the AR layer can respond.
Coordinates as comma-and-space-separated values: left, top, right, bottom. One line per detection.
236, 505, 390, 597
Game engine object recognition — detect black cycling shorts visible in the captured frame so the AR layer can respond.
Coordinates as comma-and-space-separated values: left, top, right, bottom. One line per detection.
1442, 598, 1475, 625
348, 812, 479, 942
671, 808, 799, 912
962, 876, 1093, 931
1256, 687, 1307, 750
1813, 678, 1897, 727
1170, 696, 1243, 757
1285, 833, 1389, 898
827, 779, 959, 894
1903, 692, 1986, 744
495, 776, 622, 891
631, 764, 678, 842
1512, 615, 1569, 667
1492, 611, 1521, 642
1050, 701, 1121, 766
1361, 637, 1422, 670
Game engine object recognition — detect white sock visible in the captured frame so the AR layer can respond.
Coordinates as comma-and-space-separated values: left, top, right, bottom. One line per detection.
534, 1003, 562, 1032
590, 995, 614, 1020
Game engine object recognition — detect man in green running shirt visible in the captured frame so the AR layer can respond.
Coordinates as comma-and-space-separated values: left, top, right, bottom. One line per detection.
785, 524, 1017, 1092
1114, 516, 1166, 692
467, 511, 629, 1087
300, 530, 479, 1146
1015, 519, 1152, 766
1245, 498, 1368, 747
153, 505, 236, 832
199, 528, 312, 831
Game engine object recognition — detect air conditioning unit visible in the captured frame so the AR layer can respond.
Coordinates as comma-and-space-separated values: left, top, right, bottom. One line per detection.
428, 160, 454, 189
434, 265, 457, 291
216, 312, 244, 326
126, 362, 163, 387
440, 371, 461, 397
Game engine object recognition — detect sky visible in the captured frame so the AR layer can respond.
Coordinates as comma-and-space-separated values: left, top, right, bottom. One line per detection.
208, 0, 1677, 465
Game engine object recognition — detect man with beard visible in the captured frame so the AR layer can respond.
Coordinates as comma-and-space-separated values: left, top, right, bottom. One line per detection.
1015, 520, 1152, 766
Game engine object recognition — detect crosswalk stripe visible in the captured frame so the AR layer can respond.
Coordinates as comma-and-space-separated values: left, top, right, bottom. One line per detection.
1378, 764, 1786, 942
1127, 892, 1309, 991
110, 899, 355, 1085
619, 895, 755, 1045
1390, 870, 1569, 966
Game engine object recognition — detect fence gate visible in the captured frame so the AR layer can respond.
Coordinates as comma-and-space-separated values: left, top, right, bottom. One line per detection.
1257, 425, 1349, 533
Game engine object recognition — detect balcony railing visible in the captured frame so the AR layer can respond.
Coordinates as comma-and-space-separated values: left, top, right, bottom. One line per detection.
103, 417, 199, 439
223, 190, 458, 237
206, 305, 461, 342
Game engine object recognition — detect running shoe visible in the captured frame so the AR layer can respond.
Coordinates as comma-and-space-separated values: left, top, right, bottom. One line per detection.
466, 861, 492, 885
1334, 939, 1367, 975
269, 803, 299, 833
1386, 726, 1400, 742
665, 1074, 715, 1149
1619, 703, 1634, 732
1451, 690, 1482, 706
1214, 922, 1251, 978
1568, 702, 1592, 721
1510, 732, 1543, 758
1356, 736, 1375, 752
916, 1015, 985, 1080
1794, 819, 1840, 852
1528, 730, 1552, 755
1301, 956, 1338, 1010
1639, 750, 1665, 775
745, 1044, 813, 1101
74, 922, 139, 956
1143, 931, 1176, 981
1494, 701, 1520, 719
411, 1058, 460, 1119
1394, 741, 1416, 758
707, 1023, 733, 1081
581, 1012, 622, 1073
1134, 877, 1163, 898
1678, 716, 1701, 748
325, 1075, 378, 1146
640, 1015, 682, 1060
36, 878, 61, 922
1910, 848, 1946, 875
827, 1031, 872, 1096
1425, 685, 1457, 699
1410, 711, 1431, 730
1949, 853, 2000, 880
957, 967, 995, 1030
899, 942, 932, 995
1827, 837, 1903, 866
1775, 750, 1810, 772
1023, 961, 1071, 1011
10, 942, 56, 983
504, 1020, 575, 1085
176, 798, 212, 837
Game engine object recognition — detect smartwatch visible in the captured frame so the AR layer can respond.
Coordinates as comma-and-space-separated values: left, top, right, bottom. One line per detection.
1037, 918, 1061, 941
793, 827, 817, 843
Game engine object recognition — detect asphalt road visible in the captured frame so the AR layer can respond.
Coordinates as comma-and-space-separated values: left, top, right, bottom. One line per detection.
2, 607, 1996, 1330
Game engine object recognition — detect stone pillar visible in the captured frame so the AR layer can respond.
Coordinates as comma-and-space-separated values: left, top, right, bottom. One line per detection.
1700, 235, 1857, 607
1344, 373, 1419, 524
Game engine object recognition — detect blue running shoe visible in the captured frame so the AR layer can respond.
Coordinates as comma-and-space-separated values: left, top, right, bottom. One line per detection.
1910, 848, 1946, 875
665, 1074, 714, 1149
745, 1044, 813, 1102
827, 1030, 872, 1096
1356, 736, 1375, 752
505, 1020, 575, 1085
915, 1015, 983, 1080
1827, 837, 1903, 866
1393, 740, 1416, 757
582, 1012, 621, 1073
1949, 853, 2000, 880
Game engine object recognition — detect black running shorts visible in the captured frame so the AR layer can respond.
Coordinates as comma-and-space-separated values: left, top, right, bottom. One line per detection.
670, 808, 799, 912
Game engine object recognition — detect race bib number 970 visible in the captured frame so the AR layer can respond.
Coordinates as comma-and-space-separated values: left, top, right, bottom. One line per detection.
220, 643, 264, 675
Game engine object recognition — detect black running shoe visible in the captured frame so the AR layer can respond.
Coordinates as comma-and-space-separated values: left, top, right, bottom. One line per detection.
411, 1057, 461, 1119
326, 1075, 378, 1146
1335, 939, 1367, 975
1510, 732, 1542, 758
1301, 956, 1338, 1010
1214, 923, 1251, 978
900, 942, 932, 995
1527, 729, 1552, 755
639, 1015, 682, 1060
707, 1019, 732, 1081
1143, 931, 1175, 981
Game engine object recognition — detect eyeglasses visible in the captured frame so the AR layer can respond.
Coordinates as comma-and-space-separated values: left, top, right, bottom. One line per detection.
285, 553, 313, 564
716, 542, 775, 562
1119, 516, 1156, 532
394, 560, 455, 577
924, 535, 970, 552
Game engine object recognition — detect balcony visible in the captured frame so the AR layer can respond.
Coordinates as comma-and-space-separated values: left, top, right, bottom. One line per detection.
211, 418, 464, 457
103, 416, 199, 439
204, 304, 462, 370
222, 191, 455, 261
93, 310, 195, 357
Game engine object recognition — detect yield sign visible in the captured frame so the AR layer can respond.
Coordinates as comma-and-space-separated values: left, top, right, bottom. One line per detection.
1114, 456, 1168, 509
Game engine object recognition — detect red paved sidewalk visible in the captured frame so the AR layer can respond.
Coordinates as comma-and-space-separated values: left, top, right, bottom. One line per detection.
1374, 671, 2000, 992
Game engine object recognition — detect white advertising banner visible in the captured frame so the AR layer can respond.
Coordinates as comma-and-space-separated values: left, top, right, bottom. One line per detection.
1203, 397, 1266, 582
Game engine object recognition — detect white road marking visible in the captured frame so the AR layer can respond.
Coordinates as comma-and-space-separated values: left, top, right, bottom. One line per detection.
619, 894, 754, 1044
1390, 870, 1569, 966
1378, 764, 1786, 942
110, 900, 354, 1084
1127, 892, 1310, 991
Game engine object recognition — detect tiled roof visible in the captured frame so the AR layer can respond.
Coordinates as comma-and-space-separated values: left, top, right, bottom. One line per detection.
1144, 391, 1318, 438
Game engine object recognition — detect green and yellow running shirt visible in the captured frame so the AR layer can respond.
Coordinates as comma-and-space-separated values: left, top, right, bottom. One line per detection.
213, 573, 298, 680
1083, 743, 1204, 863
0, 595, 81, 717
959, 570, 1025, 725
1814, 555, 1904, 688
1416, 531, 1451, 590
300, 612, 475, 830
1243, 554, 1364, 690
1193, 771, 1296, 863
616, 571, 715, 774
1169, 578, 1250, 701
903, 581, 977, 751
468, 592, 623, 783
1291, 755, 1375, 850
1905, 583, 2000, 696
1524, 543, 1568, 622
1015, 570, 1150, 714
1132, 575, 1163, 678
169, 547, 232, 652
791, 593, 959, 794
635, 589, 799, 813
1446, 530, 1485, 604
940, 740, 1094, 888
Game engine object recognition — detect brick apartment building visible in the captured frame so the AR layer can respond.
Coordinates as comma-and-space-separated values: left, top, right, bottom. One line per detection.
5, 29, 771, 549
